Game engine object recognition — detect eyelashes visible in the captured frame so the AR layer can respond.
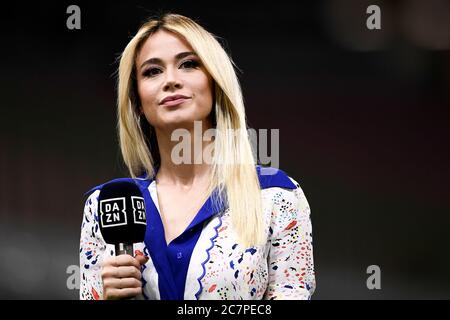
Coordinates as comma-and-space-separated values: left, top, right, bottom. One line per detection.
142, 67, 161, 78
142, 59, 201, 78
180, 59, 200, 69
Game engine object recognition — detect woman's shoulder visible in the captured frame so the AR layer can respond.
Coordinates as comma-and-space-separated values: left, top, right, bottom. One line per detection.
257, 165, 309, 214
256, 165, 301, 191
257, 167, 311, 241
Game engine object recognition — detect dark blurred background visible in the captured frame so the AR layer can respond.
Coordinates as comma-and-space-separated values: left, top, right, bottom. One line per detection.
0, 0, 449, 299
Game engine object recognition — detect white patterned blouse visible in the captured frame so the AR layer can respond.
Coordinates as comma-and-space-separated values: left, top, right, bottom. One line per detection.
80, 166, 315, 300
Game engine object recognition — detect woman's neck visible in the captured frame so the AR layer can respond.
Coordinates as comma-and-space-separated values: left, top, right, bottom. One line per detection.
154, 121, 213, 188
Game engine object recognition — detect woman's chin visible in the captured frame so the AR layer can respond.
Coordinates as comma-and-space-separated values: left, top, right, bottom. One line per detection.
158, 117, 198, 130
158, 112, 210, 130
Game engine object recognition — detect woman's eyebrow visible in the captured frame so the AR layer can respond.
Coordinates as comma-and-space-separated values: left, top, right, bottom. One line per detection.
140, 51, 197, 70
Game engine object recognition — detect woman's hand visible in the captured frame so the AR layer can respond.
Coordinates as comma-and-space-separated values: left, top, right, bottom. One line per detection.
101, 254, 149, 300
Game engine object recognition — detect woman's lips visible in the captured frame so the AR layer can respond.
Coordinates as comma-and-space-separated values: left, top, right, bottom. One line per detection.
161, 97, 190, 107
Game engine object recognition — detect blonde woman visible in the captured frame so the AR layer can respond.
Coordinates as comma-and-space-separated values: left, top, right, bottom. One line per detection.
80, 13, 315, 300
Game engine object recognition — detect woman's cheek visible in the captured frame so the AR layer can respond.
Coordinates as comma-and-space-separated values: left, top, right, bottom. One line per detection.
139, 87, 157, 110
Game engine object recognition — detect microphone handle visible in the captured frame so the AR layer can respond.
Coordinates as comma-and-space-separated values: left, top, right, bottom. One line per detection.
115, 243, 134, 256
115, 243, 138, 300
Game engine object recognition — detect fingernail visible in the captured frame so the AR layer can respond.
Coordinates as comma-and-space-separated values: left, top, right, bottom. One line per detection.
134, 250, 144, 257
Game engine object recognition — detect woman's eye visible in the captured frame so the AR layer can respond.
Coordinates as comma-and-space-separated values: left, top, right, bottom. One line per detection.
180, 60, 200, 69
142, 68, 161, 77
142, 60, 199, 77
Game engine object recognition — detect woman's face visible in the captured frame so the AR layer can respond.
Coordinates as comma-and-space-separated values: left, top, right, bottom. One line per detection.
135, 30, 214, 131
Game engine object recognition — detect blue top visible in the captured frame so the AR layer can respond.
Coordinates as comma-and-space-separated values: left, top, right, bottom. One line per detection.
84, 165, 296, 300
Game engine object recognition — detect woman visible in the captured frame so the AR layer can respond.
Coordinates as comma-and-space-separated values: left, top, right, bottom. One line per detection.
80, 13, 315, 300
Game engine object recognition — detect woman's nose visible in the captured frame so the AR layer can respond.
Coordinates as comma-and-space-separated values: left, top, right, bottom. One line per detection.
163, 67, 182, 91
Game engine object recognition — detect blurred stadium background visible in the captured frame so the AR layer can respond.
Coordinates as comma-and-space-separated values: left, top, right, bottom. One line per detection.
0, 0, 449, 299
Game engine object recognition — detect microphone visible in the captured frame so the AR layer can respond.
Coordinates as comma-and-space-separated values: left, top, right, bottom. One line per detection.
97, 180, 147, 256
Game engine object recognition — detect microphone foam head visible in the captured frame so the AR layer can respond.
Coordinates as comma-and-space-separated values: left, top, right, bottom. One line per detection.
97, 180, 147, 244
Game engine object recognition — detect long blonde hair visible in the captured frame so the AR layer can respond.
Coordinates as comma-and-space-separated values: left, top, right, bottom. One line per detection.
117, 13, 264, 247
